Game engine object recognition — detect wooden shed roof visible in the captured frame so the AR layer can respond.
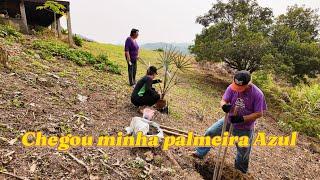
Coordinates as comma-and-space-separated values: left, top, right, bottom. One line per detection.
0, 0, 70, 27
24, 0, 70, 8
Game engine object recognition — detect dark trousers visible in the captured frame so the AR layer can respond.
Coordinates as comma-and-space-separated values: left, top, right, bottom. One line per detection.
131, 90, 160, 107
128, 61, 137, 86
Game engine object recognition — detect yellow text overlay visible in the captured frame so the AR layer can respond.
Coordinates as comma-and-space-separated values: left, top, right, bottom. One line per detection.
21, 132, 298, 151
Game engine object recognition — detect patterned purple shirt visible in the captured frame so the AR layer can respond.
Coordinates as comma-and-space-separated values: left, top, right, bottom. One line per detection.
223, 84, 267, 130
125, 37, 139, 62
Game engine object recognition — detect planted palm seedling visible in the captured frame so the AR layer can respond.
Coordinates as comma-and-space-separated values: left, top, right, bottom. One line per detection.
155, 46, 193, 110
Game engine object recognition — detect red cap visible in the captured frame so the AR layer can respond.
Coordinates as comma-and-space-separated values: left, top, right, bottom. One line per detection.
231, 81, 248, 92
231, 70, 251, 92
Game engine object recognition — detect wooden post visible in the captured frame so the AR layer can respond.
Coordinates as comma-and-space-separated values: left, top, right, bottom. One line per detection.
57, 17, 62, 38
19, 0, 29, 34
53, 12, 57, 36
66, 10, 74, 47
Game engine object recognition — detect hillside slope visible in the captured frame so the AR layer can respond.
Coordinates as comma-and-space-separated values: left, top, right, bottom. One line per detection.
0, 34, 319, 180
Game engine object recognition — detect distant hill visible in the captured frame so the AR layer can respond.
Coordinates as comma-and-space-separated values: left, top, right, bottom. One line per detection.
141, 42, 192, 54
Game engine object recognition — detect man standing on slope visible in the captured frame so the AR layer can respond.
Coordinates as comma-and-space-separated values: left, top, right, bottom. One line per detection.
125, 28, 140, 86
192, 70, 267, 173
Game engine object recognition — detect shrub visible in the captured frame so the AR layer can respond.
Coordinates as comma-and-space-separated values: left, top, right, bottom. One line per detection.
32, 40, 121, 74
94, 63, 106, 71
106, 60, 121, 75
154, 48, 164, 52
73, 34, 83, 47
39, 50, 54, 60
281, 84, 320, 138
74, 50, 96, 64
96, 54, 108, 64
0, 24, 22, 40
95, 54, 121, 74
253, 71, 320, 138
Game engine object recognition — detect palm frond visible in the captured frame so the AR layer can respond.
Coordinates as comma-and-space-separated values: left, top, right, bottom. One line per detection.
156, 46, 193, 99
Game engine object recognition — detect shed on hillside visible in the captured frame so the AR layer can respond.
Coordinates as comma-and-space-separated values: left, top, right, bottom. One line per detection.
0, 0, 73, 45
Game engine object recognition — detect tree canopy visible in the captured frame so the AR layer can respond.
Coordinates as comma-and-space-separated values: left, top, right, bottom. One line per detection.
191, 0, 320, 83
190, 0, 273, 72
36, 1, 66, 15
269, 5, 320, 83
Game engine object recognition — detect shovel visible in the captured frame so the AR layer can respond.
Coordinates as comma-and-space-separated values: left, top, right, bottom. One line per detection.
213, 106, 239, 180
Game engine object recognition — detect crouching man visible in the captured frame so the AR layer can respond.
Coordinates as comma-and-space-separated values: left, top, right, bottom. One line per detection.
131, 66, 161, 108
192, 70, 267, 173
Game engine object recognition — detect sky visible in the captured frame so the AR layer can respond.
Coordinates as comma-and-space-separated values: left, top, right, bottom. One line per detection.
62, 0, 320, 45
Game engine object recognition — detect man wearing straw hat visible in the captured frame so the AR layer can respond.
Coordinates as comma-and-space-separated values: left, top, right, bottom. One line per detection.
192, 70, 267, 174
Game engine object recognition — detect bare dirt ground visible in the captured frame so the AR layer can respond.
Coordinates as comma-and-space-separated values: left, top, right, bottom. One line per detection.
0, 38, 319, 180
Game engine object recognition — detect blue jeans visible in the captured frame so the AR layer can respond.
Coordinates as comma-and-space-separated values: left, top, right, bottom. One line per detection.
195, 118, 253, 173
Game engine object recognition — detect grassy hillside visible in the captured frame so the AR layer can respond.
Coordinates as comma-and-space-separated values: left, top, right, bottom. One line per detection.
0, 27, 230, 179
82, 41, 225, 122
84, 41, 320, 138
1, 25, 319, 180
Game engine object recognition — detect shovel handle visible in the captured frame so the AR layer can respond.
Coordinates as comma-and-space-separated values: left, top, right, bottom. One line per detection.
213, 112, 229, 180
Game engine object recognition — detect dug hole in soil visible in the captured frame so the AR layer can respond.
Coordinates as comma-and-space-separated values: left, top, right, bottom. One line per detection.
194, 157, 254, 180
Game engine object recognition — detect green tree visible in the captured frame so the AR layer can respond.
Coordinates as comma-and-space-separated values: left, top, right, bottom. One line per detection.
190, 0, 273, 72
269, 6, 320, 83
36, 1, 66, 35
277, 5, 320, 41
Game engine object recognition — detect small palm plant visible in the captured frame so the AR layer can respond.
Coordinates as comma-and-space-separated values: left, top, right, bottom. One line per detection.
156, 47, 193, 99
